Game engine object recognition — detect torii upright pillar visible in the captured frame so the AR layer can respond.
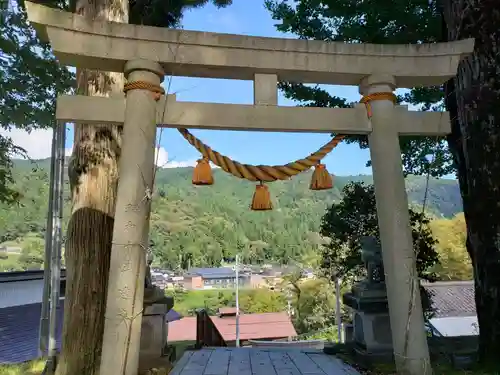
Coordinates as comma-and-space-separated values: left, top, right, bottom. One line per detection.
99, 59, 164, 375
361, 74, 430, 374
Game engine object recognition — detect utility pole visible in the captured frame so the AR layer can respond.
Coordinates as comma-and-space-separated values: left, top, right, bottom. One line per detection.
286, 288, 293, 341
235, 254, 240, 347
39, 121, 65, 374
48, 121, 65, 363
39, 124, 57, 357
335, 277, 343, 343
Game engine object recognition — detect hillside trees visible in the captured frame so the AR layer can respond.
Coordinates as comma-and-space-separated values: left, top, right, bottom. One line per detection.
430, 213, 472, 281
0, 163, 469, 275
319, 182, 439, 289
171, 288, 287, 316
0, 0, 73, 204
18, 236, 45, 269
266, 0, 500, 364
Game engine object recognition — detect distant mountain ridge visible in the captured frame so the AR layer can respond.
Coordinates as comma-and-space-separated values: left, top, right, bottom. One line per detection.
12, 157, 463, 218
1, 158, 463, 269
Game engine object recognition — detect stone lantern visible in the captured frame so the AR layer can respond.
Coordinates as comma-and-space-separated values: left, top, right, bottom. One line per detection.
343, 236, 393, 363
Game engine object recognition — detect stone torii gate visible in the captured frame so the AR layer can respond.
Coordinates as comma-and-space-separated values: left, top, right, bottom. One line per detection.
26, 2, 473, 374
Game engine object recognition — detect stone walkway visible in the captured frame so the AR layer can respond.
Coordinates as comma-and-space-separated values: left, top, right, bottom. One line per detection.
170, 347, 361, 375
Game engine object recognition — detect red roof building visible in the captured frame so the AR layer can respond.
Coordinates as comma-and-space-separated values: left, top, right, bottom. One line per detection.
167, 311, 297, 345
168, 317, 197, 342
211, 312, 296, 342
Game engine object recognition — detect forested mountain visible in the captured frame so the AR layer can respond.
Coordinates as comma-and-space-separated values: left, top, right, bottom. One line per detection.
0, 158, 463, 271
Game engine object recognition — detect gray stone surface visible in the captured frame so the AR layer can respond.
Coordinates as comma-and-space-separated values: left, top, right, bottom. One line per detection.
171, 348, 362, 375
25, 1, 473, 88
344, 236, 393, 360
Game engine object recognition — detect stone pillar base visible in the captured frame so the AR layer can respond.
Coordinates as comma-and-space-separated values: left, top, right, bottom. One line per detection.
343, 291, 394, 363
353, 310, 393, 353
139, 303, 171, 365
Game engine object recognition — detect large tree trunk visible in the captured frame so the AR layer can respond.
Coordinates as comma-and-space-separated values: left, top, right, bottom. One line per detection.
55, 0, 128, 374
442, 0, 500, 366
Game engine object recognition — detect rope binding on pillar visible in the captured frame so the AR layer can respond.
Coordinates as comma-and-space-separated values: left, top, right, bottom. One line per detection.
359, 92, 397, 118
123, 80, 165, 101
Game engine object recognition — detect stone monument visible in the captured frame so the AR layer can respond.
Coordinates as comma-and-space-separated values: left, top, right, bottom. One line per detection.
140, 248, 174, 369
343, 236, 393, 363
143, 244, 172, 307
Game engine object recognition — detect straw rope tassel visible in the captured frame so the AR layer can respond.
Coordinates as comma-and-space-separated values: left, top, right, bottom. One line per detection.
251, 182, 273, 211
172, 91, 397, 211
310, 163, 333, 190
177, 129, 345, 182
192, 157, 213, 185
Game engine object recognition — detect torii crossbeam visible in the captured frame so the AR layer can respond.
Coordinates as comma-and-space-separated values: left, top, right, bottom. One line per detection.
25, 2, 474, 375
56, 95, 450, 135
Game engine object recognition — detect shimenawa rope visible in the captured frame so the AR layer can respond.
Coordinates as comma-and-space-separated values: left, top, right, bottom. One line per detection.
123, 80, 397, 184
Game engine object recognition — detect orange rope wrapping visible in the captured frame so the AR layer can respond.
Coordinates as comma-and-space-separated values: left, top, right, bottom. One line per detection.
360, 92, 397, 118
177, 128, 345, 182
123, 80, 165, 101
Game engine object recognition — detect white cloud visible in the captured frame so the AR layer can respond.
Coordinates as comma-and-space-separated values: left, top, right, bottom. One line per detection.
0, 127, 198, 169
158, 153, 220, 169
163, 159, 198, 168
154, 146, 169, 167
0, 127, 54, 160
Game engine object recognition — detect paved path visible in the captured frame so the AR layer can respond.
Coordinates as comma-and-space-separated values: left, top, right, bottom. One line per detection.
170, 347, 361, 375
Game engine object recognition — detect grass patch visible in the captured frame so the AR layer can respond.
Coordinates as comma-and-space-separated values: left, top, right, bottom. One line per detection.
0, 253, 22, 272
0, 359, 45, 375
331, 344, 500, 375
369, 362, 498, 374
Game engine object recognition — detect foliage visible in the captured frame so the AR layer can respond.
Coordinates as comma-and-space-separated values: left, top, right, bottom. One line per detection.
129, 0, 233, 27
342, 354, 497, 375
429, 213, 472, 281
0, 165, 66, 246
0, 159, 466, 274
0, 1, 74, 204
18, 236, 45, 270
264, 0, 452, 179
171, 288, 287, 317
0, 0, 234, 206
319, 182, 440, 283
169, 280, 339, 340
0, 359, 45, 375
285, 276, 337, 336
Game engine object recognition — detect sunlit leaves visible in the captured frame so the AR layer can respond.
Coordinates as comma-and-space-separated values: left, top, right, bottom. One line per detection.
318, 181, 440, 281
0, 1, 74, 203
265, 0, 451, 177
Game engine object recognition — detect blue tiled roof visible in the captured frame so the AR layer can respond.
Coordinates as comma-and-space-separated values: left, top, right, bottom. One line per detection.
188, 267, 237, 279
0, 303, 63, 364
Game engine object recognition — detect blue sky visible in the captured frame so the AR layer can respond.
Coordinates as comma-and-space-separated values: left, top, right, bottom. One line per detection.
64, 1, 374, 175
